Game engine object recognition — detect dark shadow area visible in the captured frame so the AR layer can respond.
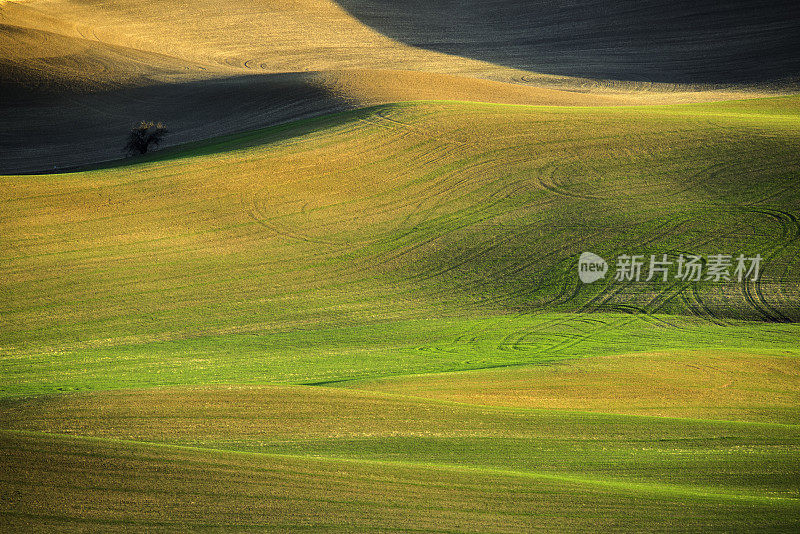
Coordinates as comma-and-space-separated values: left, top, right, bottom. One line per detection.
41, 106, 385, 175
0, 73, 353, 175
335, 0, 800, 84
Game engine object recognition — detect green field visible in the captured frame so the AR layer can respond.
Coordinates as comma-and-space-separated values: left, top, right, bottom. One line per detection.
2, 0, 800, 530
2, 96, 799, 531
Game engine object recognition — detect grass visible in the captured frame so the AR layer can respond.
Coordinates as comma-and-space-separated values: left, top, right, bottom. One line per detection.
4, 431, 797, 533
3, 98, 799, 351
340, 347, 800, 423
4, 1, 800, 530
3, 385, 800, 494
2, 96, 799, 530
0, 312, 798, 402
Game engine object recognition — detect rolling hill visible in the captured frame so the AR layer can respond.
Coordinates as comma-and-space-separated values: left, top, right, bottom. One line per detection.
1, 0, 793, 173
1, 0, 799, 532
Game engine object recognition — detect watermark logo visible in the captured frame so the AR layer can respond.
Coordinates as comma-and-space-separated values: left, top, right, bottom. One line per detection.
579, 252, 761, 283
578, 252, 609, 283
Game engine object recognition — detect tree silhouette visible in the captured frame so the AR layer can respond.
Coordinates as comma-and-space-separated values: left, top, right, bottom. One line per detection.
125, 121, 168, 155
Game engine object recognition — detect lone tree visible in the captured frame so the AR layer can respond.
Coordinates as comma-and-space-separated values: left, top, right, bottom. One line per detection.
125, 121, 168, 155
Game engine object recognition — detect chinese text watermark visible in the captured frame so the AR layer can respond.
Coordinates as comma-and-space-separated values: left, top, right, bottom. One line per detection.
579, 252, 761, 283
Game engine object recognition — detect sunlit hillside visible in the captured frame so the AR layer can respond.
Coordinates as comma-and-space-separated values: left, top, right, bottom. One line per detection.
2, 0, 792, 173
1, 1, 799, 532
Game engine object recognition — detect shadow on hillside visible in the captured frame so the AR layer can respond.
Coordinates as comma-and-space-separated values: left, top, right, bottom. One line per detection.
54, 106, 386, 174
335, 0, 800, 85
0, 73, 354, 175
